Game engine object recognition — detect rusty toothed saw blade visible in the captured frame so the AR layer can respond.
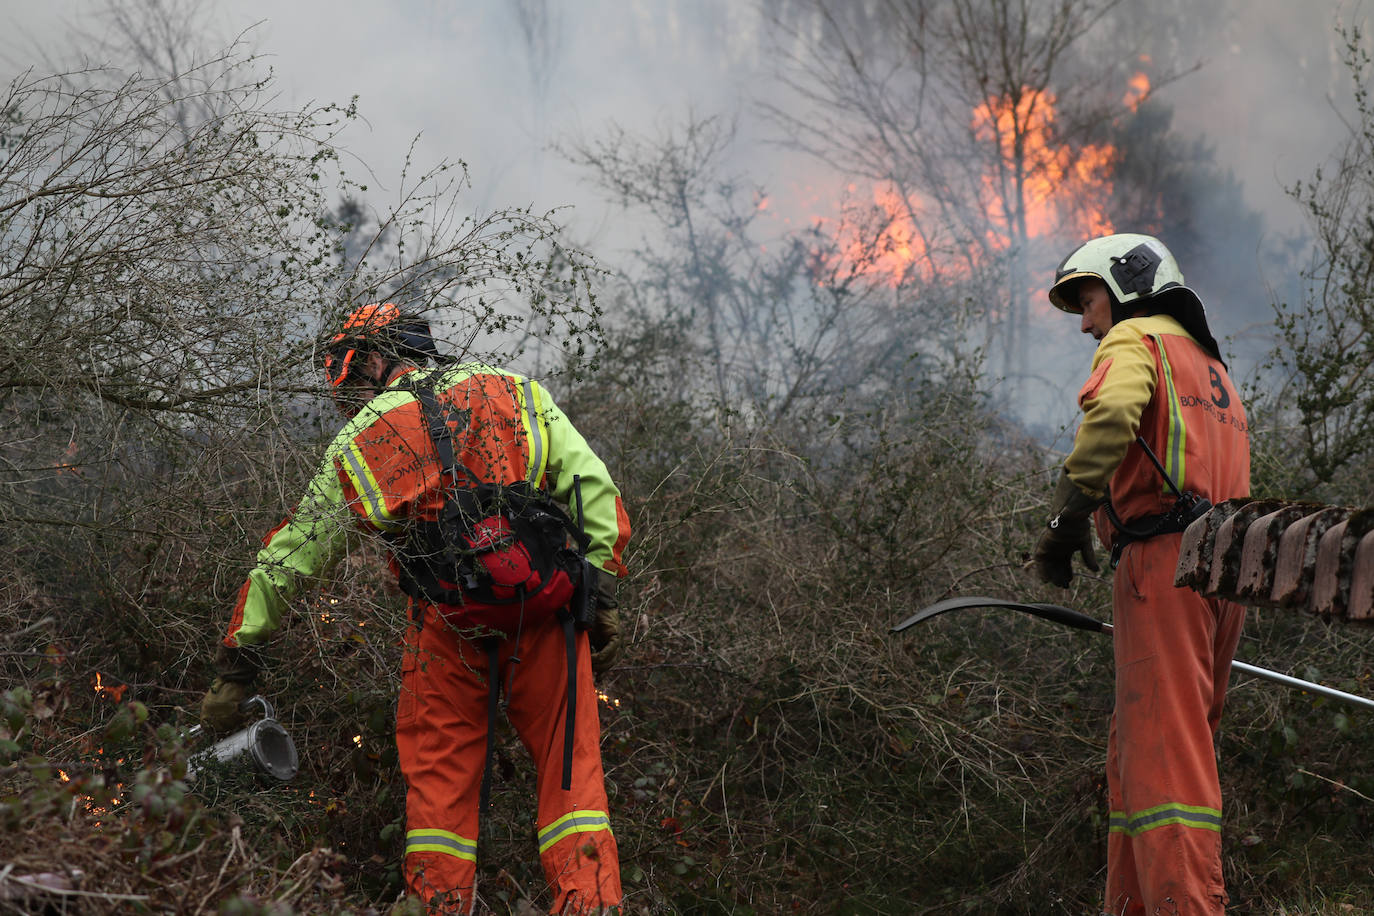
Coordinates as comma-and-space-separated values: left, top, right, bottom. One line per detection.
892, 595, 1374, 713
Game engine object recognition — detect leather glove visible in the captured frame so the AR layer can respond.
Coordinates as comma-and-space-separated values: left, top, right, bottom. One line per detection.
591, 568, 619, 611
587, 569, 622, 675
589, 605, 622, 675
199, 644, 263, 733
1031, 470, 1102, 588
200, 678, 250, 733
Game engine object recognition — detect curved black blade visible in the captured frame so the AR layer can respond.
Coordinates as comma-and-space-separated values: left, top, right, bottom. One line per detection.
891, 595, 1108, 635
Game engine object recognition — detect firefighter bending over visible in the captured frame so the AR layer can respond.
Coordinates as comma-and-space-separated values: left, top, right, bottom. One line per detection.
200, 303, 632, 914
1031, 235, 1250, 915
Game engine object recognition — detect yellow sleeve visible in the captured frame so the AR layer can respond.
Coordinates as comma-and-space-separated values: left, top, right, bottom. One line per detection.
226, 441, 357, 647
1064, 322, 1158, 500
538, 386, 631, 577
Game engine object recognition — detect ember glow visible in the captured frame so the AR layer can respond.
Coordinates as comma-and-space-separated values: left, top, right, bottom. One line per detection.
63, 766, 124, 824
318, 596, 342, 624
85, 790, 121, 822
1123, 72, 1151, 112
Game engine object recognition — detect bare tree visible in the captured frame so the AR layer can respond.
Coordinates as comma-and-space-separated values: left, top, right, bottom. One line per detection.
561, 113, 974, 425
1255, 26, 1374, 500
764, 0, 1132, 389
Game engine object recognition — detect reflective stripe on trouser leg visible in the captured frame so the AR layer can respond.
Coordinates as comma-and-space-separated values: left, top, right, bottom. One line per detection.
395, 606, 492, 910
1109, 802, 1221, 836
1104, 535, 1241, 916
406, 828, 478, 860
505, 621, 622, 913
538, 809, 613, 853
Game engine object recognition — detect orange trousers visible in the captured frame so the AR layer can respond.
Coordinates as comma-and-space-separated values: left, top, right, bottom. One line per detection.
395, 607, 622, 914
1105, 534, 1244, 915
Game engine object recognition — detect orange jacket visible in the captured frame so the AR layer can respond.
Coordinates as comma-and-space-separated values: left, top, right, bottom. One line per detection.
225, 365, 630, 648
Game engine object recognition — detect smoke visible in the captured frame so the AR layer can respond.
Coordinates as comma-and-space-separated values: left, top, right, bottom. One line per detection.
1162, 0, 1354, 235
3, 0, 1358, 249
2, 0, 1364, 434
200, 0, 785, 245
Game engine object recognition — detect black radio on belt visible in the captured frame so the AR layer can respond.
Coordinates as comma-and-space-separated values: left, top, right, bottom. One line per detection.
1104, 438, 1213, 568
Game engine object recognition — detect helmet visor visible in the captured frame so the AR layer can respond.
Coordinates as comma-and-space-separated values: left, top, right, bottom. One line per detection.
1048, 270, 1103, 314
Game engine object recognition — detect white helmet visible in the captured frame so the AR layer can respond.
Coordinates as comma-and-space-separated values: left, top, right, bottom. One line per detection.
1048, 232, 1222, 362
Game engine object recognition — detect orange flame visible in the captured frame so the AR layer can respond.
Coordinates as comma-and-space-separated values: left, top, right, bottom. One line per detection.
53, 438, 82, 477
807, 183, 938, 287
808, 86, 1119, 287
845, 184, 929, 285
972, 87, 1116, 242
93, 672, 127, 702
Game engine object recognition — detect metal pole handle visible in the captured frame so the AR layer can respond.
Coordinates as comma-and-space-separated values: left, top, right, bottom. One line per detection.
1099, 623, 1374, 713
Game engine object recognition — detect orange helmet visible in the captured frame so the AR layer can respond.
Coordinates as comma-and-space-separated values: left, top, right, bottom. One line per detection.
323, 303, 439, 388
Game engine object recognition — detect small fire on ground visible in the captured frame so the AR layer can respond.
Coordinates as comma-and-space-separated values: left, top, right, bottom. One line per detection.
92, 672, 127, 702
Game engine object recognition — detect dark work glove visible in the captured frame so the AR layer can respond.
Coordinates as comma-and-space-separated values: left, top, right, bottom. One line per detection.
1031, 470, 1102, 589
591, 568, 619, 611
589, 606, 622, 675
587, 568, 622, 675
200, 678, 250, 733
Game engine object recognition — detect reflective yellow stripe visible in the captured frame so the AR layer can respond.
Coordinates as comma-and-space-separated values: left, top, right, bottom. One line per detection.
1151, 333, 1187, 496
339, 441, 400, 531
537, 809, 612, 854
1109, 802, 1221, 836
516, 377, 547, 484
405, 828, 477, 861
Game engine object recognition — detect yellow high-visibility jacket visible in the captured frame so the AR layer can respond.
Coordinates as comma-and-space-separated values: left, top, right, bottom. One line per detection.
224, 364, 631, 648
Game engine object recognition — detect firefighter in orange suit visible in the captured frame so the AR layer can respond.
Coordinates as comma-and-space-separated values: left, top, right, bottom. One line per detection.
199, 304, 632, 914
1031, 235, 1250, 915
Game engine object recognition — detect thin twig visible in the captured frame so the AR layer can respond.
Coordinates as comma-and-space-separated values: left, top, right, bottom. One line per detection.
2, 874, 150, 903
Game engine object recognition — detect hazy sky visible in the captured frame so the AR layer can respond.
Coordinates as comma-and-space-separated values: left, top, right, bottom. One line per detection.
247, 0, 1360, 240
229, 1, 783, 249
3, 0, 1366, 434
4, 1, 1358, 247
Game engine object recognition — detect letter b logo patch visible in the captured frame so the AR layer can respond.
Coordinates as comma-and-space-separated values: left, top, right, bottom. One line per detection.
1209, 366, 1231, 409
